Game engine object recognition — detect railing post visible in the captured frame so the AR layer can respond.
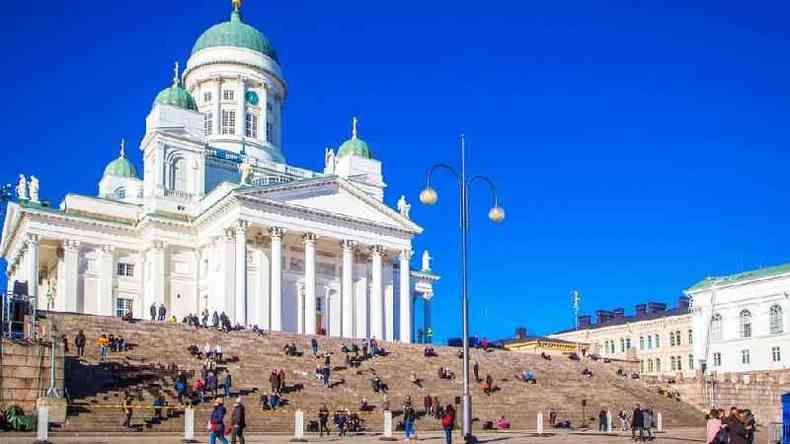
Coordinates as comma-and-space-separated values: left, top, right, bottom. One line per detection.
183, 407, 196, 443
35, 406, 49, 444
606, 410, 613, 433
537, 411, 544, 435
657, 412, 663, 432
290, 409, 306, 442
381, 410, 396, 441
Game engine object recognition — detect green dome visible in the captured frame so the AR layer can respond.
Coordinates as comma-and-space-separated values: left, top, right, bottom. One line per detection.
103, 155, 138, 179
337, 117, 373, 159
337, 137, 372, 159
192, 10, 278, 62
154, 84, 198, 111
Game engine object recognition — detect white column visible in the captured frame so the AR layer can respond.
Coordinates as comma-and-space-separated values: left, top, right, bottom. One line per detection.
238, 77, 247, 138
193, 249, 202, 315
97, 245, 115, 316
423, 296, 432, 343
63, 240, 80, 312
399, 250, 412, 343
269, 227, 284, 331
149, 241, 167, 310
304, 233, 317, 335
234, 220, 248, 325
329, 286, 341, 337
370, 245, 384, 340
221, 230, 236, 320
26, 234, 40, 308
215, 77, 222, 136
341, 240, 356, 338
355, 275, 369, 339
296, 283, 305, 334
255, 239, 271, 330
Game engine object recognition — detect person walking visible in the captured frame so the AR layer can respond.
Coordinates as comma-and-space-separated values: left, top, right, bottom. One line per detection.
441, 404, 455, 444
599, 410, 608, 432
75, 329, 86, 358
631, 404, 644, 442
311, 338, 319, 356
403, 403, 417, 441
319, 404, 330, 437
122, 391, 133, 429
158, 303, 166, 321
224, 371, 232, 398
150, 303, 157, 321
209, 398, 229, 444
473, 361, 480, 382
230, 397, 246, 444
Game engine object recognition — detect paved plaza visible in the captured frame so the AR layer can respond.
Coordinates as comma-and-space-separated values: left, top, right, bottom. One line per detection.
1, 428, 719, 444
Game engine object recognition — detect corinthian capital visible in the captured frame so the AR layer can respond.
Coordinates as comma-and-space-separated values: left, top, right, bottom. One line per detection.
269, 226, 285, 239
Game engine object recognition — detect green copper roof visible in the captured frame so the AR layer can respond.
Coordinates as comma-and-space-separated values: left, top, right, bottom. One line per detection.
103, 143, 138, 179
192, 10, 278, 62
687, 262, 790, 291
337, 137, 373, 159
154, 83, 198, 111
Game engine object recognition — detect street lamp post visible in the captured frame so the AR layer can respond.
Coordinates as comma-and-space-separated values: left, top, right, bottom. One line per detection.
419, 134, 504, 443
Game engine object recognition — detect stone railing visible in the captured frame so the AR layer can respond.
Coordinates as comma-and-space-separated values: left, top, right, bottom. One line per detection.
164, 189, 194, 202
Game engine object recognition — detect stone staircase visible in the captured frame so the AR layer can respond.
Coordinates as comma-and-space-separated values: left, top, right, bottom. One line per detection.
45, 312, 704, 433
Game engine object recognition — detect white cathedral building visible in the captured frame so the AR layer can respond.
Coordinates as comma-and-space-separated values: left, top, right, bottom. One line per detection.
0, 1, 439, 343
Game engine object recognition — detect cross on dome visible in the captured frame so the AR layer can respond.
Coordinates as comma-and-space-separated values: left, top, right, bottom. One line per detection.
120, 138, 126, 157
232, 0, 242, 12
352, 116, 358, 139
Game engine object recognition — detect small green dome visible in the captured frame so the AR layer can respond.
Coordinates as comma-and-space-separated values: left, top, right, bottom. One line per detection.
103, 154, 138, 179
154, 84, 198, 111
192, 10, 278, 62
337, 117, 373, 159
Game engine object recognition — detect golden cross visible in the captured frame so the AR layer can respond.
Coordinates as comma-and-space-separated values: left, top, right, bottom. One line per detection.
232, 0, 242, 11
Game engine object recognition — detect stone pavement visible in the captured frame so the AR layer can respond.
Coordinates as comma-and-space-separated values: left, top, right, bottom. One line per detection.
2, 428, 711, 443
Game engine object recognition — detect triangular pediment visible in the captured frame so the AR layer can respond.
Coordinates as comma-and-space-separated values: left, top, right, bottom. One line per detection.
236, 177, 421, 233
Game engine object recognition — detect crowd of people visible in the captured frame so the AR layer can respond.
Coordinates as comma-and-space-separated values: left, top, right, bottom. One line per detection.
706, 407, 756, 444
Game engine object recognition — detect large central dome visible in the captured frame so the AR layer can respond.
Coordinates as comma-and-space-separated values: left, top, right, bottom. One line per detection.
192, 9, 278, 62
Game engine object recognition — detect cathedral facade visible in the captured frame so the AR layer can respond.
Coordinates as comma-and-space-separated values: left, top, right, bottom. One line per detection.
0, 2, 438, 343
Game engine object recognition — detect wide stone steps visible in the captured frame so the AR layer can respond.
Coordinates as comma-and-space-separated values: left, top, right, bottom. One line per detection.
44, 312, 704, 432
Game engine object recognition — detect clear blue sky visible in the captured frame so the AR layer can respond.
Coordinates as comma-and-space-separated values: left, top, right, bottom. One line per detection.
3, 1, 790, 343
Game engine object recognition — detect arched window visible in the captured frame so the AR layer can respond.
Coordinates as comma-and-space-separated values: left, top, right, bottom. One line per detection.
669, 331, 675, 346
675, 330, 682, 345
169, 158, 186, 192
711, 313, 723, 340
655, 358, 661, 372
739, 310, 752, 338
770, 305, 784, 334
113, 186, 126, 199
670, 356, 676, 371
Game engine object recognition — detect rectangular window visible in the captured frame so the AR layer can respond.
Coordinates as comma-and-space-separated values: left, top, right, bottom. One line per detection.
670, 357, 676, 371
266, 101, 273, 112
647, 335, 653, 349
713, 352, 721, 367
245, 112, 258, 138
688, 329, 693, 344
620, 338, 625, 353
115, 298, 133, 318
204, 112, 213, 136
772, 346, 781, 362
223, 90, 234, 101
741, 349, 750, 365
655, 334, 660, 348
625, 338, 631, 350
222, 110, 236, 135
689, 355, 694, 370
204, 91, 212, 102
670, 333, 675, 347
266, 121, 274, 143
676, 356, 682, 371
639, 336, 644, 350
117, 263, 134, 277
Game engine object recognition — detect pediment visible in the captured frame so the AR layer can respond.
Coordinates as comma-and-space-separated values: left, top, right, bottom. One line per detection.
236, 177, 421, 234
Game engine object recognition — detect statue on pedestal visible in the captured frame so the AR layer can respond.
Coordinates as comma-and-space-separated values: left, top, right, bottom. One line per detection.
16, 174, 28, 200
29, 176, 40, 203
238, 158, 254, 185
421, 250, 432, 272
397, 195, 411, 219
324, 147, 336, 174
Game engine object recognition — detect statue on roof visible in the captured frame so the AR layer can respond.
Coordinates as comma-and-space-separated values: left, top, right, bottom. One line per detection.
421, 250, 432, 272
324, 147, 336, 174
29, 176, 39, 203
16, 174, 28, 200
397, 195, 411, 219
238, 156, 254, 185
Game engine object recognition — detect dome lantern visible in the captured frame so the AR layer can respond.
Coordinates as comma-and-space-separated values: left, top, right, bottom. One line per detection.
337, 117, 373, 159
103, 138, 138, 179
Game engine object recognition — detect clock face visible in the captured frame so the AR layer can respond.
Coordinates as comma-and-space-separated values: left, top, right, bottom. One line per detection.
245, 91, 259, 105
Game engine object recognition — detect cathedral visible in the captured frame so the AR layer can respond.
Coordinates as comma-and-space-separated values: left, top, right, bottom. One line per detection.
0, 1, 438, 343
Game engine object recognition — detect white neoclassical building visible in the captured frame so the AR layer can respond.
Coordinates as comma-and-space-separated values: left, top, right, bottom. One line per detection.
687, 264, 790, 374
0, 1, 439, 343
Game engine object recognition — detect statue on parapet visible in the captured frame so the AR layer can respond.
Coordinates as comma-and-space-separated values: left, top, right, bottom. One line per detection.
16, 174, 28, 200
29, 176, 40, 203
421, 250, 432, 272
397, 195, 411, 219
324, 147, 336, 174
238, 157, 254, 185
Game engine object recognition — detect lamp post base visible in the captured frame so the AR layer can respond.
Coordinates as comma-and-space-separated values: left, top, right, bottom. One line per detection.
464, 433, 478, 444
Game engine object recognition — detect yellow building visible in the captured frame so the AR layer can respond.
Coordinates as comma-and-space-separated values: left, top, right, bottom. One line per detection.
501, 336, 585, 354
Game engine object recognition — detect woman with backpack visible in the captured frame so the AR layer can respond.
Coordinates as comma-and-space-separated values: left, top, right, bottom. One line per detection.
442, 404, 456, 444
209, 398, 229, 444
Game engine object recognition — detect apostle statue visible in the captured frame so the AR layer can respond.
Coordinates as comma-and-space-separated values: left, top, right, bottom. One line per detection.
16, 174, 28, 200
397, 195, 411, 219
324, 147, 336, 174
238, 157, 254, 185
421, 250, 432, 272
29, 176, 40, 203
